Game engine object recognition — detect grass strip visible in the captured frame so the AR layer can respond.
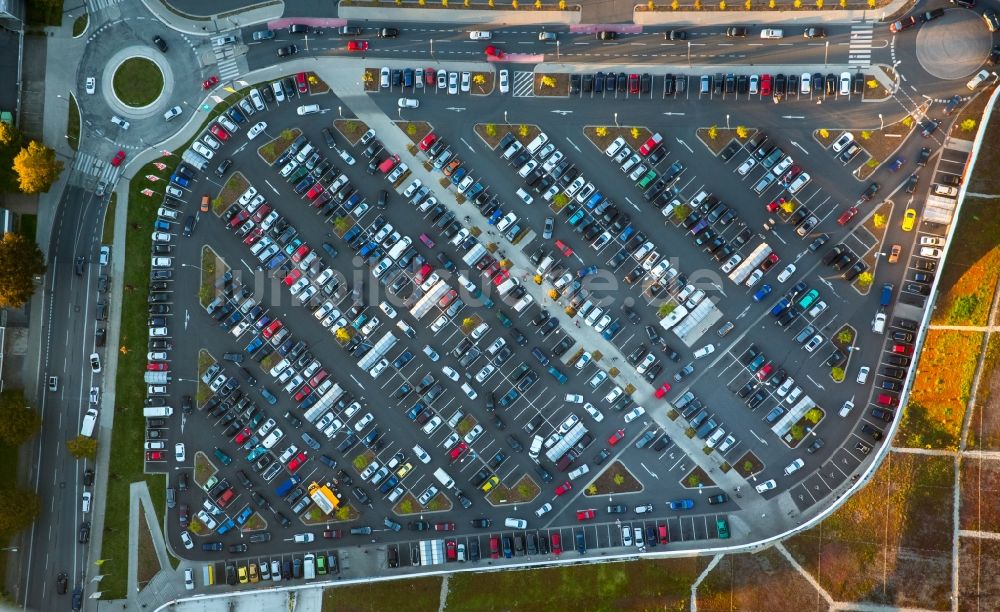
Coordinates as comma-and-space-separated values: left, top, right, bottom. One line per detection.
66, 95, 80, 151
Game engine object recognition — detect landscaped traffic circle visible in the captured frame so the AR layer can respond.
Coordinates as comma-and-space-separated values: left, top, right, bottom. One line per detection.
112, 57, 164, 107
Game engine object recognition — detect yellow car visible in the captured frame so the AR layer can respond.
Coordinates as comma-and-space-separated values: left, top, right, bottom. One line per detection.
901, 208, 917, 231
248, 563, 259, 583
237, 565, 248, 584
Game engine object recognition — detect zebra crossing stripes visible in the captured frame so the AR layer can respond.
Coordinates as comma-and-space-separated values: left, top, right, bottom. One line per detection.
86, 0, 124, 12
511, 71, 534, 97
213, 46, 241, 82
73, 151, 120, 186
848, 24, 873, 67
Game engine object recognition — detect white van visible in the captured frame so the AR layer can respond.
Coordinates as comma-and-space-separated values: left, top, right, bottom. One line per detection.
387, 236, 412, 260
295, 143, 315, 164
303, 553, 316, 580
504, 517, 528, 529
80, 408, 99, 437
512, 294, 535, 313
529, 435, 543, 460
496, 277, 520, 296
433, 468, 455, 489
525, 133, 548, 155
143, 407, 174, 417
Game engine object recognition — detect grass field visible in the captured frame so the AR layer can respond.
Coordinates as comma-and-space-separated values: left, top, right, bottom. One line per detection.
958, 536, 1000, 610
899, 329, 982, 450
18, 214, 37, 240
959, 458, 1000, 533
967, 103, 1000, 195
930, 198, 1000, 327
102, 194, 116, 244
0, 441, 19, 598
785, 452, 954, 608
112, 58, 163, 107
322, 577, 441, 612
699, 546, 823, 609
969, 334, 1000, 450
67, 95, 80, 151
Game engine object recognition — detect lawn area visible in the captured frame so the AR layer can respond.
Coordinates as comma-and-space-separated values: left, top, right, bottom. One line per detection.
136, 511, 160, 588
969, 334, 1000, 450
322, 577, 441, 612
67, 94, 80, 151
899, 329, 982, 450
101, 154, 179, 599
18, 214, 37, 240
784, 452, 954, 608
27, 0, 63, 26
930, 198, 1000, 326
102, 194, 116, 244
699, 546, 822, 609
958, 536, 1000, 610
445, 556, 706, 610
968, 109, 1000, 194
72, 13, 88, 36
0, 440, 18, 599
112, 58, 163, 107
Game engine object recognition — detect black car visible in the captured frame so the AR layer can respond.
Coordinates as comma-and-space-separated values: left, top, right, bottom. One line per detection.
378, 27, 400, 38
276, 45, 298, 57
78, 521, 91, 544
153, 35, 168, 52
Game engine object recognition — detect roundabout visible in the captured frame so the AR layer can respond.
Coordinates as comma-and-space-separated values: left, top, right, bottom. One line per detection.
111, 57, 164, 108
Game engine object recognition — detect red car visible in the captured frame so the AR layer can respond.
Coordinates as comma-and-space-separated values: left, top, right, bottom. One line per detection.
306, 183, 324, 201
310, 370, 328, 387
484, 45, 504, 58
228, 210, 249, 229
110, 150, 126, 167
756, 363, 774, 381
837, 206, 859, 225
146, 362, 168, 371
425, 68, 436, 86
243, 227, 263, 245
628, 73, 639, 94
234, 428, 252, 444
448, 442, 468, 461
608, 429, 625, 446
658, 523, 669, 544
292, 245, 310, 263
283, 269, 302, 286
202, 75, 219, 90
262, 319, 282, 338
295, 72, 308, 93
555, 239, 573, 256
419, 133, 437, 151
760, 252, 780, 271
294, 384, 312, 402
489, 536, 500, 559
491, 269, 510, 286
145, 451, 164, 461
654, 382, 671, 398
766, 197, 785, 213
891, 344, 913, 355
551, 532, 562, 555
414, 264, 432, 284
209, 123, 230, 142
445, 540, 457, 561
782, 165, 803, 184
576, 509, 596, 521
287, 452, 309, 473
347, 40, 368, 52
434, 522, 456, 531
555, 481, 573, 496
760, 74, 772, 96
251, 205, 271, 223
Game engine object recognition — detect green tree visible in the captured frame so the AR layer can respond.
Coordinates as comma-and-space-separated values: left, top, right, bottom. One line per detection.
804, 408, 822, 424
406, 123, 417, 136
671, 203, 691, 223
552, 193, 569, 207
0, 122, 24, 193
687, 474, 701, 486
818, 128, 829, 139
332, 216, 352, 235
657, 302, 677, 317
613, 473, 625, 486
518, 124, 529, 138
742, 460, 753, 473
0, 389, 41, 445
780, 200, 796, 214
335, 506, 351, 520
831, 367, 845, 382
630, 127, 640, 140
595, 126, 608, 137
837, 329, 854, 344
0, 489, 41, 537
857, 271, 874, 288
66, 436, 97, 460
0, 233, 46, 308
960, 119, 977, 132
790, 425, 804, 440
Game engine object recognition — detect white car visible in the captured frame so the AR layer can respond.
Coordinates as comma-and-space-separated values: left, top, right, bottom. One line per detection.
832, 132, 854, 153
247, 121, 267, 140
201, 134, 221, 150
839, 399, 854, 417
755, 479, 777, 493
776, 263, 796, 283
85, 77, 96, 94
369, 358, 389, 378
583, 402, 604, 422
397, 98, 419, 109
448, 71, 459, 94
469, 30, 492, 40
856, 366, 870, 384
184, 567, 195, 590
380, 67, 390, 88
442, 366, 460, 382
717, 434, 736, 452
788, 173, 811, 194
623, 406, 646, 423
296, 104, 321, 115
191, 142, 214, 159
461, 71, 471, 92
497, 212, 518, 232
180, 531, 194, 550
463, 424, 483, 444
378, 301, 397, 319
783, 459, 804, 475
175, 443, 186, 462
967, 69, 989, 91
354, 412, 374, 432
636, 354, 656, 374
499, 69, 509, 93
476, 365, 496, 382
293, 533, 315, 543
534, 503, 552, 517
604, 386, 623, 403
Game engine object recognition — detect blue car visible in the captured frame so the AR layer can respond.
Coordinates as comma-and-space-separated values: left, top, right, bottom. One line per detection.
170, 173, 190, 188
216, 518, 237, 535
451, 167, 467, 184
578, 265, 598, 278
245, 335, 264, 354
752, 285, 772, 302
770, 298, 790, 317
235, 506, 253, 526
488, 209, 503, 225
246, 446, 267, 462
266, 253, 287, 270
668, 499, 694, 510
260, 388, 278, 405
602, 319, 622, 340
153, 220, 171, 232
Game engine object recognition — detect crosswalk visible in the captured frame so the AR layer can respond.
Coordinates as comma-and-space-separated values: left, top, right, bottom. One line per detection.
848, 23, 873, 67
86, 0, 124, 12
73, 151, 119, 186
511, 71, 534, 97
214, 47, 241, 82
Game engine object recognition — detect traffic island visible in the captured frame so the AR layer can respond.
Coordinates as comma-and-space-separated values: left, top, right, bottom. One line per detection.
696, 126, 755, 156
851, 117, 917, 180
242, 513, 267, 531
305, 72, 329, 94
196, 349, 215, 406
853, 199, 893, 295
213, 172, 250, 215
334, 119, 370, 145
680, 466, 715, 489
733, 451, 764, 479
473, 122, 541, 150
331, 215, 356, 238
830, 324, 857, 384
193, 451, 218, 489
303, 503, 359, 524
363, 68, 380, 92
583, 125, 651, 153
781, 406, 826, 449
486, 474, 541, 505
137, 512, 160, 589
395, 120, 433, 146
471, 71, 495, 96
583, 461, 643, 495
257, 128, 302, 165
534, 73, 568, 97
199, 246, 228, 308
112, 57, 164, 107
394, 491, 453, 515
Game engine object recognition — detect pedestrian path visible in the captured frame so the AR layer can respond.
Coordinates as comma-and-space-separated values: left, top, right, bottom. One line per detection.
213, 47, 241, 82
511, 71, 534, 97
847, 23, 874, 67
86, 0, 124, 12
72, 151, 120, 184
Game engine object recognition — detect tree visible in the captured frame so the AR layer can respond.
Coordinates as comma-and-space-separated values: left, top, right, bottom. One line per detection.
790, 425, 804, 440
613, 473, 625, 486
630, 127, 640, 140
548, 289, 559, 300
473, 74, 486, 86
815, 0, 823, 7
687, 475, 700, 486
488, 0, 494, 7
0, 233, 46, 308
707, 125, 718, 139
867, 79, 878, 89
780, 200, 796, 214
362, 71, 374, 84
671, 203, 691, 222
793, 0, 802, 7
744, 0, 751, 8
536, 0, 543, 7
735, 125, 748, 139
552, 193, 569, 210
461, 317, 477, 332
441, 0, 447, 6
0, 489, 41, 537
657, 302, 677, 317
693, 0, 701, 8
866, 158, 878, 168
485, 123, 496, 137
872, 213, 886, 228
805, 408, 822, 423
742, 460, 753, 473
0, 390, 41, 445
586, 484, 597, 495
335, 506, 351, 520
418, 0, 425, 5
595, 126, 608, 137
540, 76, 556, 88
464, 0, 470, 6
768, 0, 775, 7
818, 128, 829, 139
0, 122, 15, 146
332, 216, 351, 235
831, 367, 845, 382
13, 141, 63, 194
335, 328, 353, 343
406, 123, 417, 136
559, 0, 567, 7
857, 271, 874, 288
511, 0, 518, 7
860, 130, 871, 140
719, 0, 726, 8
840, 0, 846, 7
867, 0, 875, 7
647, 0, 654, 8
837, 328, 854, 344
518, 124, 529, 138
902, 116, 913, 127
671, 0, 679, 8
66, 436, 97, 460
961, 119, 977, 132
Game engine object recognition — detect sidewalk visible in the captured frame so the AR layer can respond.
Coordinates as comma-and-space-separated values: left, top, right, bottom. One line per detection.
633, 1, 911, 26
140, 0, 284, 35
338, 5, 583, 25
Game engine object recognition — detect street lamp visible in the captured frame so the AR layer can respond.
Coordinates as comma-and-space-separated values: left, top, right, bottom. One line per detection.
614, 112, 619, 127
878, 113, 884, 131
824, 41, 829, 67
338, 105, 342, 118
503, 110, 508, 124
726, 114, 730, 130
397, 108, 403, 120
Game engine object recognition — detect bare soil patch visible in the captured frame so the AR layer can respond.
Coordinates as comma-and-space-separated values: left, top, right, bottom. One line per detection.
958, 536, 1000, 611
959, 458, 1000, 532
696, 127, 754, 155
213, 172, 249, 215
473, 122, 540, 150
257, 128, 302, 166
584, 461, 643, 495
486, 474, 540, 504
333, 119, 370, 146
583, 125, 651, 153
853, 119, 915, 180
533, 73, 568, 97
394, 120, 433, 146
698, 546, 825, 611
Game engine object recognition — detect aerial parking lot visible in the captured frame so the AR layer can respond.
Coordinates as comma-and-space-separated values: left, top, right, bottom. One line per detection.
120, 14, 981, 587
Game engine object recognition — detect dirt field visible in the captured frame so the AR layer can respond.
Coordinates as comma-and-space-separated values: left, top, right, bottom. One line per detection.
959, 457, 1000, 533
969, 335, 1000, 450
698, 546, 826, 610
958, 536, 1000, 611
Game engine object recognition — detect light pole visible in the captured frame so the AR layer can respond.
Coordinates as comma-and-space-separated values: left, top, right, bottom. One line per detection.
397, 108, 403, 120
338, 105, 342, 118
824, 41, 829, 67
687, 41, 691, 68
878, 113, 884, 131
503, 110, 508, 124
614, 112, 619, 127
726, 114, 730, 130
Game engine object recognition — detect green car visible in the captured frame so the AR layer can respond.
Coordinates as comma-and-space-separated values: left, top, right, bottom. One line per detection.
288, 166, 309, 184
796, 288, 820, 310
213, 447, 232, 466
497, 310, 513, 328
316, 554, 327, 575
716, 518, 730, 539
637, 169, 658, 190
